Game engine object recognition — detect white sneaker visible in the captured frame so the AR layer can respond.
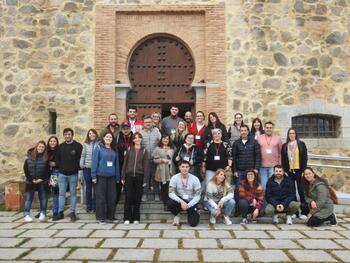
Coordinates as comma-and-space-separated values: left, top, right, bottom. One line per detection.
24, 215, 33, 222
272, 214, 279, 224
210, 216, 216, 224
141, 194, 147, 202
299, 214, 308, 221
172, 215, 180, 226
286, 215, 293, 225
240, 218, 248, 225
38, 213, 46, 222
154, 195, 160, 201
133, 220, 139, 225
223, 215, 232, 225
124, 220, 130, 225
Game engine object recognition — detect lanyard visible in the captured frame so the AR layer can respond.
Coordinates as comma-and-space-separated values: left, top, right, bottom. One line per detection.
107, 147, 112, 162
214, 142, 222, 156
181, 176, 189, 188
265, 134, 272, 146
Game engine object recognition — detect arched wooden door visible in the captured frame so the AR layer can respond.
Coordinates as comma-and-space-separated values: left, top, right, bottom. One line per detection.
128, 35, 195, 118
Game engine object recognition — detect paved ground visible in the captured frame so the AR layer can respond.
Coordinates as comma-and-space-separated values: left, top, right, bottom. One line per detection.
0, 208, 350, 262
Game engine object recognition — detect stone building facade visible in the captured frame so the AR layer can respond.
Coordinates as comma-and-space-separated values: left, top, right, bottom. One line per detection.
0, 0, 349, 190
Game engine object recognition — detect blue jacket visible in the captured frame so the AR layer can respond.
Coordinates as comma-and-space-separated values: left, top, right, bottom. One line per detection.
91, 143, 120, 181
265, 174, 296, 208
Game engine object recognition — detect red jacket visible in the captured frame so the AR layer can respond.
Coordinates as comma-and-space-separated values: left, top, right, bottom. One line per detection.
124, 118, 144, 133
188, 122, 206, 150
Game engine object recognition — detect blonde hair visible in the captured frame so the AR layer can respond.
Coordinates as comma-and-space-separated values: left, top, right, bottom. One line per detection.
209, 168, 231, 195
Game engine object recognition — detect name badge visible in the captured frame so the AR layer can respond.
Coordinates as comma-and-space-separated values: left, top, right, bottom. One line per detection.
214, 155, 220, 161
266, 149, 272, 154
171, 129, 176, 134
107, 161, 113, 167
195, 135, 201, 140
182, 194, 189, 200
124, 150, 127, 156
184, 156, 190, 162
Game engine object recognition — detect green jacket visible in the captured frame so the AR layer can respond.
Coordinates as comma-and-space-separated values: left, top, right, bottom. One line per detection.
305, 178, 333, 219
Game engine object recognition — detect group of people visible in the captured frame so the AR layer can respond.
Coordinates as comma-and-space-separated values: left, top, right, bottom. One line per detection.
23, 106, 337, 227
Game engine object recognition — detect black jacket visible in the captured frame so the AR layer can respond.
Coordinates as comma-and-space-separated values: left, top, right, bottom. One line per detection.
24, 151, 50, 192
281, 140, 307, 172
173, 144, 204, 179
203, 123, 229, 145
265, 174, 296, 208
232, 137, 261, 172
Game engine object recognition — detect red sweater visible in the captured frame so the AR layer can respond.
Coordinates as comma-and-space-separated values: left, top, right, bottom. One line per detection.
188, 122, 206, 150
239, 181, 264, 210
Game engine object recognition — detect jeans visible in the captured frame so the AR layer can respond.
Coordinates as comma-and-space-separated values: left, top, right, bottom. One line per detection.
259, 167, 274, 190
58, 173, 78, 213
204, 199, 236, 217
52, 187, 59, 214
83, 168, 96, 210
205, 170, 216, 186
24, 184, 48, 216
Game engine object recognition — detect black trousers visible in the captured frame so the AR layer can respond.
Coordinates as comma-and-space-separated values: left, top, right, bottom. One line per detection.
167, 199, 200, 227
237, 199, 257, 218
124, 175, 143, 222
307, 214, 334, 227
160, 182, 169, 206
95, 176, 117, 221
116, 182, 123, 204
288, 169, 308, 215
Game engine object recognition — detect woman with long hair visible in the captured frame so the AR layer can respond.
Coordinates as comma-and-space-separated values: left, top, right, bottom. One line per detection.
281, 128, 308, 218
302, 167, 337, 227
151, 112, 162, 131
80, 129, 99, 213
250, 117, 264, 139
227, 112, 244, 146
204, 169, 235, 225
170, 120, 188, 150
91, 132, 120, 224
187, 111, 206, 150
23, 140, 50, 222
237, 169, 264, 224
47, 136, 59, 218
152, 134, 175, 209
204, 112, 228, 145
122, 132, 149, 224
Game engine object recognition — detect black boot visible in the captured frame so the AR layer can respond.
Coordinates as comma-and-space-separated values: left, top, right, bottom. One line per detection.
53, 211, 64, 221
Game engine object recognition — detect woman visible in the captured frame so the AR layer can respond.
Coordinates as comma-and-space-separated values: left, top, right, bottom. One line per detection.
281, 128, 308, 218
227, 112, 244, 146
204, 112, 228, 145
303, 167, 337, 227
250, 117, 264, 140
122, 132, 149, 224
204, 169, 235, 225
203, 129, 232, 186
80, 129, 99, 213
151, 112, 162, 131
188, 111, 206, 150
152, 134, 175, 209
237, 169, 264, 224
23, 141, 50, 222
170, 120, 188, 150
91, 132, 120, 224
174, 133, 204, 182
47, 136, 59, 218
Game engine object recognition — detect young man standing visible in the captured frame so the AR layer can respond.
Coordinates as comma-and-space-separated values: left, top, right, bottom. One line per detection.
161, 106, 183, 136
124, 107, 143, 134
256, 121, 282, 190
168, 161, 201, 227
265, 165, 300, 225
100, 113, 120, 140
53, 128, 82, 221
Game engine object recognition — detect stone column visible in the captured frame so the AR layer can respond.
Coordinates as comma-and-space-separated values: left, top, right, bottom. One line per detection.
192, 83, 206, 115
115, 83, 131, 120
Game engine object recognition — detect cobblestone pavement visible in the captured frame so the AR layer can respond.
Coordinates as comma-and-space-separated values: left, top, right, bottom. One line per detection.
0, 209, 349, 262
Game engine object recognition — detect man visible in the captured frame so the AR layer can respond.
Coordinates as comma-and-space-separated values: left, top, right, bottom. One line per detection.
232, 125, 261, 189
265, 165, 300, 225
100, 113, 120, 140
124, 107, 143, 133
184, 111, 193, 126
256, 121, 282, 190
140, 115, 161, 201
161, 106, 183, 136
168, 161, 201, 227
53, 128, 83, 221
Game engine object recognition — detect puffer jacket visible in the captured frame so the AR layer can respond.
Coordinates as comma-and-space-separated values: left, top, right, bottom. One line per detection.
232, 137, 261, 172
140, 127, 161, 157
80, 141, 99, 169
24, 150, 50, 192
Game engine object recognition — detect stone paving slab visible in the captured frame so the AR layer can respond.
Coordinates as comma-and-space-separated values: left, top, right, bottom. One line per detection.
337, 230, 350, 238
115, 223, 147, 230
183, 238, 218, 248
114, 248, 155, 261
268, 230, 306, 239
289, 249, 337, 262
147, 223, 178, 229
49, 222, 85, 229
202, 249, 243, 262
335, 239, 350, 249
21, 237, 65, 247
180, 223, 211, 229
163, 230, 195, 238
245, 224, 279, 230
0, 211, 20, 217
0, 229, 26, 237
0, 237, 25, 247
17, 222, 54, 229
90, 230, 125, 238
278, 224, 314, 230
142, 238, 178, 248
68, 248, 112, 260
19, 229, 57, 238
0, 217, 20, 223
297, 239, 342, 249
302, 230, 342, 239
82, 223, 114, 229
259, 239, 301, 249
61, 238, 102, 248
54, 229, 92, 238
0, 248, 29, 260
220, 239, 259, 249
332, 250, 350, 262
22, 248, 70, 260
101, 238, 140, 248
158, 249, 198, 262
247, 249, 290, 262
127, 230, 160, 238
234, 230, 269, 239
198, 230, 232, 238
0, 222, 23, 229
213, 224, 244, 230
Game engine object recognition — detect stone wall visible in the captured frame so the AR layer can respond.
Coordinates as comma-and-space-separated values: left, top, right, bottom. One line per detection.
0, 0, 349, 190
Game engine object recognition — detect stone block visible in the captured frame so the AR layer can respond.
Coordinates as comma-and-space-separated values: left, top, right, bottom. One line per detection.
158, 249, 198, 262
142, 238, 178, 248
23, 248, 70, 260
82, 223, 114, 229
61, 238, 102, 248
0, 229, 26, 237
335, 239, 350, 249
115, 223, 147, 230
21, 238, 65, 247
5, 181, 25, 210
198, 230, 232, 238
202, 249, 243, 262
18, 223, 53, 229
0, 238, 25, 247
289, 250, 337, 262
234, 230, 269, 239
332, 250, 350, 262
247, 250, 290, 262
113, 249, 155, 261
68, 248, 112, 260
337, 231, 350, 238
19, 229, 57, 238
163, 230, 195, 238
268, 230, 306, 239
54, 229, 92, 238
49, 223, 85, 229
221, 239, 258, 249
213, 224, 244, 230
101, 238, 140, 248
183, 238, 217, 248
0, 248, 29, 260
260, 239, 300, 249
147, 223, 177, 230
0, 223, 22, 229
245, 224, 279, 230
127, 230, 160, 238
302, 230, 342, 239
90, 230, 125, 238
298, 239, 342, 249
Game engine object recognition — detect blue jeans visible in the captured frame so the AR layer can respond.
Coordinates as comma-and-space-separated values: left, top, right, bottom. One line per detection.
205, 170, 216, 186
24, 184, 48, 216
52, 189, 59, 214
235, 170, 245, 189
204, 199, 236, 217
259, 167, 274, 190
83, 168, 96, 210
58, 173, 78, 213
